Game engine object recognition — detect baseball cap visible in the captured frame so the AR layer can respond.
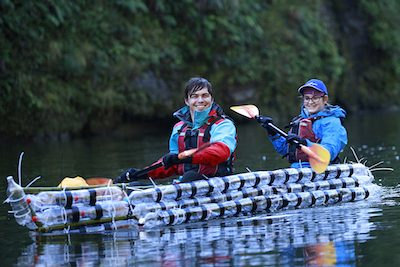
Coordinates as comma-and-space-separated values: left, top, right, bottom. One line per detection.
298, 79, 328, 96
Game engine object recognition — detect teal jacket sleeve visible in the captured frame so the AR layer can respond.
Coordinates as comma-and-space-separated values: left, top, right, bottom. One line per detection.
169, 124, 181, 154
209, 119, 237, 154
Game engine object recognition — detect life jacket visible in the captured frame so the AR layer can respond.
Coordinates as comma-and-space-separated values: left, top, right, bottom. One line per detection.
286, 115, 323, 163
176, 115, 236, 177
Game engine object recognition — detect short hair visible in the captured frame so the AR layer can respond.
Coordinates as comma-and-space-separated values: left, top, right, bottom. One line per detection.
184, 77, 213, 99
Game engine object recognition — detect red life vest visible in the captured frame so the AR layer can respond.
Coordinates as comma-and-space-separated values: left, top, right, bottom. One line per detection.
287, 116, 322, 163
176, 116, 235, 177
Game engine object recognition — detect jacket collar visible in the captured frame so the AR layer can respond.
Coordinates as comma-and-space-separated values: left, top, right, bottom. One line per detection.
173, 103, 224, 130
301, 104, 346, 119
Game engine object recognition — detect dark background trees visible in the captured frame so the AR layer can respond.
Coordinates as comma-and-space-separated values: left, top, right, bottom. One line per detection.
2, 0, 400, 140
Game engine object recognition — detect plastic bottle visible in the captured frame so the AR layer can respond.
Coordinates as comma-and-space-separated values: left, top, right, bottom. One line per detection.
27, 187, 123, 211
6, 176, 38, 230
132, 201, 179, 220
33, 201, 129, 227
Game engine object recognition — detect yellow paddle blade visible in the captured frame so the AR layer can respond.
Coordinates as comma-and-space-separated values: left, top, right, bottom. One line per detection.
230, 105, 259, 119
301, 144, 331, 173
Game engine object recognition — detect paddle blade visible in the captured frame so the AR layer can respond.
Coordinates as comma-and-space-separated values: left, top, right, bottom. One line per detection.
301, 144, 331, 174
86, 177, 113, 186
230, 105, 259, 119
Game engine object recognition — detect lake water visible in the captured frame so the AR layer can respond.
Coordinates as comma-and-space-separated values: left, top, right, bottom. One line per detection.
1, 110, 400, 266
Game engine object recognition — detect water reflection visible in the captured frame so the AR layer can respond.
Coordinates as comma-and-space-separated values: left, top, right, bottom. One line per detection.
4, 111, 400, 266
17, 201, 381, 266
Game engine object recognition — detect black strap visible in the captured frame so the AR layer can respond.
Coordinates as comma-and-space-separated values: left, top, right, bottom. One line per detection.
254, 173, 261, 187
175, 184, 183, 200
155, 187, 163, 202
95, 205, 103, 220
59, 191, 73, 208
268, 171, 275, 185
89, 189, 96, 206
200, 206, 209, 220
265, 196, 272, 210
72, 206, 80, 222
167, 210, 176, 225
217, 203, 225, 217
234, 200, 242, 215
184, 208, 192, 223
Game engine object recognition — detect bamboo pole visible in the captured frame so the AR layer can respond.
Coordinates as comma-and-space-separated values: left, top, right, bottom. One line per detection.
24, 183, 153, 194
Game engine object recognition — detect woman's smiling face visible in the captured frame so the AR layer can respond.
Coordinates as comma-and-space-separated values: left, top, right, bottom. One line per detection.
302, 88, 328, 115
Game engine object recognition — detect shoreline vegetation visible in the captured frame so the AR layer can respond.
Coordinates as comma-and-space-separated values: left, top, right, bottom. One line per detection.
2, 1, 400, 142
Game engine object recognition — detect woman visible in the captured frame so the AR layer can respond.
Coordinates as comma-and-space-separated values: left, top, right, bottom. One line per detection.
257, 79, 348, 168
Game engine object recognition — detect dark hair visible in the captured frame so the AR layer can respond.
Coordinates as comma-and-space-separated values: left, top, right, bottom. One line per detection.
184, 77, 213, 99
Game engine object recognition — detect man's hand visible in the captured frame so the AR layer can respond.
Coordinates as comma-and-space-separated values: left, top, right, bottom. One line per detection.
162, 153, 193, 169
115, 168, 142, 183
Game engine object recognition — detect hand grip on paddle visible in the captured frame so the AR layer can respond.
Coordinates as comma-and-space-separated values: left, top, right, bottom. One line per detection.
86, 142, 214, 185
135, 142, 213, 175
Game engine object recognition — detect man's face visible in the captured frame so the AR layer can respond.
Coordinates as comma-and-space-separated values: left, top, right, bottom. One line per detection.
185, 87, 214, 115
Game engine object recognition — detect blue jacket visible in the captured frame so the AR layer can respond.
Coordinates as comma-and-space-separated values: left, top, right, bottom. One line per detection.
269, 104, 348, 168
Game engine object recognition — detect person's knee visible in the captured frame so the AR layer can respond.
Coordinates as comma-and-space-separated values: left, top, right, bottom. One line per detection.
180, 171, 205, 183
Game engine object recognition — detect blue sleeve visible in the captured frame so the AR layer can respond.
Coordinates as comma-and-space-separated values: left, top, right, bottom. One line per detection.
269, 134, 288, 156
209, 119, 237, 154
312, 117, 348, 160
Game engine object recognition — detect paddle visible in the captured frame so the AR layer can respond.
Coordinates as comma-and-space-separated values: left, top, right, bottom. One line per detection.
230, 104, 330, 173
132, 141, 213, 177
85, 141, 213, 185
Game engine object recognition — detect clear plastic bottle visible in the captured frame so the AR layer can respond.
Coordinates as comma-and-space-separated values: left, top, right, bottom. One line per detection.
129, 188, 158, 204
132, 201, 179, 220
6, 176, 38, 230
310, 190, 326, 206
27, 187, 123, 211
139, 209, 187, 228
33, 201, 129, 227
82, 201, 129, 220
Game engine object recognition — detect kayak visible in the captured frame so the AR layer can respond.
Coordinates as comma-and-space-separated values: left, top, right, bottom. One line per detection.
4, 163, 381, 233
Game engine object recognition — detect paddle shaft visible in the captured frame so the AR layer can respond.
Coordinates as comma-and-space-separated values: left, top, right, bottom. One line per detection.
135, 162, 163, 177
134, 141, 213, 177
86, 142, 213, 185
236, 105, 307, 147
266, 122, 287, 138
267, 122, 327, 162
266, 122, 305, 147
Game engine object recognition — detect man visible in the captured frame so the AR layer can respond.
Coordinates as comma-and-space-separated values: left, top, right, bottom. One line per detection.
257, 79, 348, 168
116, 77, 237, 183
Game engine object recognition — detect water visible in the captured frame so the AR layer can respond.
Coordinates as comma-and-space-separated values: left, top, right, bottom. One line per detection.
1, 111, 400, 266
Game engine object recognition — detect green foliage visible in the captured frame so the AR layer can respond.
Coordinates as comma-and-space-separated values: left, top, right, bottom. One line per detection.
255, 1, 345, 115
357, 0, 400, 108
0, 0, 399, 140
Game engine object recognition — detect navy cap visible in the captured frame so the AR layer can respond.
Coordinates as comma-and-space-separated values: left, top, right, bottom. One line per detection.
298, 79, 328, 96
